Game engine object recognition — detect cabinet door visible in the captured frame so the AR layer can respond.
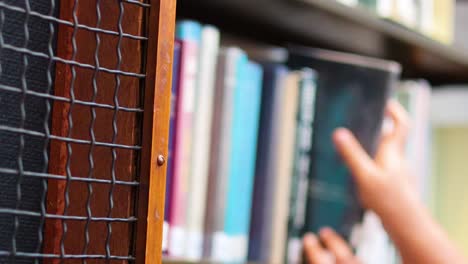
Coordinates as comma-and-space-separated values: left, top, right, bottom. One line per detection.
0, 0, 175, 263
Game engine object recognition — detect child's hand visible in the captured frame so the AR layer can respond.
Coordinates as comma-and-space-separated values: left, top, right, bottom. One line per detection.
332, 100, 417, 217
303, 228, 361, 264
303, 101, 412, 264
323, 100, 466, 264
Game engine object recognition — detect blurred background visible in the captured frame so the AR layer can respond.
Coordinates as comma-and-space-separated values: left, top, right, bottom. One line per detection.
163, 0, 468, 263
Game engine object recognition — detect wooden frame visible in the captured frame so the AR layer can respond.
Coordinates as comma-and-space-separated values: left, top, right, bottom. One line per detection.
135, 0, 176, 263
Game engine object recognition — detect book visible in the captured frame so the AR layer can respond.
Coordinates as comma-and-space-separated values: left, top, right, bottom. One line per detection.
376, 0, 393, 20
248, 64, 289, 262
359, 0, 377, 11
431, 87, 468, 256
163, 40, 182, 253
430, 0, 454, 44
419, 0, 434, 35
185, 25, 220, 260
397, 80, 431, 203
168, 20, 202, 257
221, 35, 289, 64
223, 60, 263, 263
203, 47, 245, 260
286, 69, 317, 264
377, 0, 418, 29
455, 1, 468, 50
270, 71, 301, 264
288, 46, 401, 241
351, 212, 396, 264
337, 0, 359, 7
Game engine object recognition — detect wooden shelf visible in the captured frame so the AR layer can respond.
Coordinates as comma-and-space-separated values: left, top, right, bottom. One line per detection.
177, 0, 468, 84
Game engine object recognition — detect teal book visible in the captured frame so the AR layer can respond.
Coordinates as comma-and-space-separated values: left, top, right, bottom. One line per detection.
223, 60, 263, 262
203, 48, 246, 260
359, 0, 377, 11
288, 46, 400, 243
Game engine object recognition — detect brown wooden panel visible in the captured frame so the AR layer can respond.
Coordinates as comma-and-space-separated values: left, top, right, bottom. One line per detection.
135, 0, 177, 263
45, 1, 145, 263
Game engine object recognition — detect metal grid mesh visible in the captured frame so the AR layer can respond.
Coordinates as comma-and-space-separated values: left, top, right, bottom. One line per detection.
0, 0, 149, 262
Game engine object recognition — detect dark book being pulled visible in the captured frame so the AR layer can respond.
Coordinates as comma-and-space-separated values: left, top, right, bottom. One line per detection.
288, 46, 401, 241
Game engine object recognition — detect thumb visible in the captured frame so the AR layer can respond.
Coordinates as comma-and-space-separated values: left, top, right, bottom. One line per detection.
332, 128, 379, 189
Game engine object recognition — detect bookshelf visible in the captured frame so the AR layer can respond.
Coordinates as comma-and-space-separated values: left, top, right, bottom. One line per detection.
177, 0, 468, 84
163, 0, 466, 263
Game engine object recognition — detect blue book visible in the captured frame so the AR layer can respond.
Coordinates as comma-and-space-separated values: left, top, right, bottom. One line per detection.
248, 64, 288, 261
223, 60, 263, 262
176, 20, 202, 40
163, 40, 182, 253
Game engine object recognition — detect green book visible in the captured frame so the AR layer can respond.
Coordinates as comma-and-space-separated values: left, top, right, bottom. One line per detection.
359, 0, 377, 11
288, 46, 400, 242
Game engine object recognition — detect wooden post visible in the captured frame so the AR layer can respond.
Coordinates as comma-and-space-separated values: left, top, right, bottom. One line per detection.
135, 0, 177, 263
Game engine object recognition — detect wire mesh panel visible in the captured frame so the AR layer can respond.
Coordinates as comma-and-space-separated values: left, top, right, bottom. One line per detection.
0, 0, 152, 263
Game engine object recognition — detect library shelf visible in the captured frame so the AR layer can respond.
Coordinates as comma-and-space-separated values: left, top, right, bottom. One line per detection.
177, 0, 468, 84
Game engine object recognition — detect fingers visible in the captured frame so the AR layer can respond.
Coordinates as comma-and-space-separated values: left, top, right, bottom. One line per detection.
319, 228, 354, 262
385, 100, 409, 144
303, 231, 361, 264
333, 128, 379, 187
303, 233, 335, 264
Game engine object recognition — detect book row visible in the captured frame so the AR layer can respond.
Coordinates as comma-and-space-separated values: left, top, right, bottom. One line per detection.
162, 20, 433, 263
335, 0, 454, 45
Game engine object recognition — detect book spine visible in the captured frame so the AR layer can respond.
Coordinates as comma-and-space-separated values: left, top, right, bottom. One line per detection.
185, 25, 220, 260
286, 69, 317, 264
359, 0, 377, 11
377, 0, 390, 16
398, 81, 431, 203
168, 20, 201, 257
163, 40, 182, 254
419, 0, 434, 34
270, 71, 300, 263
339, 0, 359, 7
417, 82, 431, 204
204, 48, 243, 259
431, 0, 454, 44
223, 60, 263, 263
248, 64, 288, 262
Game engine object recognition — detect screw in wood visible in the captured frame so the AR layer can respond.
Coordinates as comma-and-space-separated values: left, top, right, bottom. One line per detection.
157, 155, 165, 166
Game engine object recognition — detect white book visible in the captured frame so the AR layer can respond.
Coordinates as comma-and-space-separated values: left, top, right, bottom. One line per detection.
377, 0, 393, 17
185, 25, 220, 260
399, 81, 431, 203
352, 212, 396, 264
337, 0, 359, 6
431, 87, 468, 126
397, 0, 418, 28
377, 0, 416, 27
419, 0, 434, 34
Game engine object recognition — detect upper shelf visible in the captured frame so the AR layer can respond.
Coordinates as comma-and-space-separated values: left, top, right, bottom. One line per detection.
177, 0, 468, 84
